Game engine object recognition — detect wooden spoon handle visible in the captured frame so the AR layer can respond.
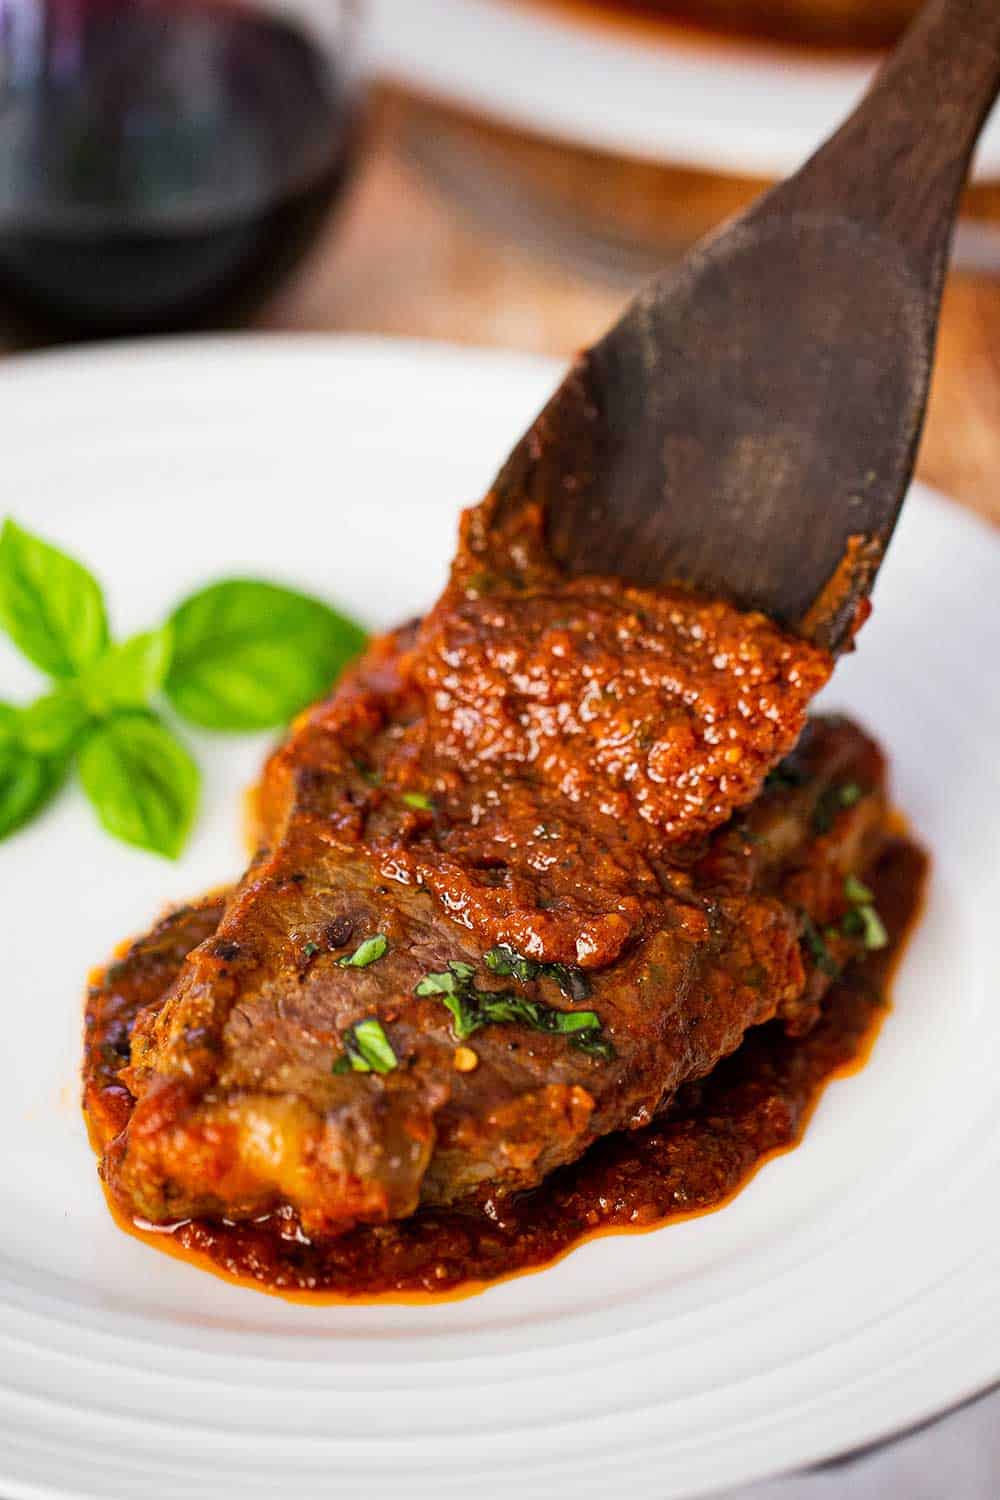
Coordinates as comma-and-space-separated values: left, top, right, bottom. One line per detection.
764, 0, 1000, 289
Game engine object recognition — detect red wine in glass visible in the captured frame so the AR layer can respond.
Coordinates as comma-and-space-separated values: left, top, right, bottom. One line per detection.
0, 0, 363, 339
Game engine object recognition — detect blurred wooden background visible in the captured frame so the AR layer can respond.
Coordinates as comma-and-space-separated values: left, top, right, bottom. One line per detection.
254, 87, 1000, 529
5, 81, 997, 528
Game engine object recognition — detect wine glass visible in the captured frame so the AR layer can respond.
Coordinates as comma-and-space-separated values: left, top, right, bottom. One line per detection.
0, 0, 364, 339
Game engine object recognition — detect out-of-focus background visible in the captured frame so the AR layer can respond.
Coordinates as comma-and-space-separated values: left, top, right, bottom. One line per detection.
1, 0, 999, 524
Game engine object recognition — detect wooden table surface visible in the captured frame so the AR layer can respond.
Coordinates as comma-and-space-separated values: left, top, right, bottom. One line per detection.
255, 88, 1000, 532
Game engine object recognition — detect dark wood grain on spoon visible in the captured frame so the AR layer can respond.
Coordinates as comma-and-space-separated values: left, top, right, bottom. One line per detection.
490, 0, 1000, 650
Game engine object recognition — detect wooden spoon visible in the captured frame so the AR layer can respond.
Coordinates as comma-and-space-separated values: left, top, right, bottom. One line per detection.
489, 0, 1000, 650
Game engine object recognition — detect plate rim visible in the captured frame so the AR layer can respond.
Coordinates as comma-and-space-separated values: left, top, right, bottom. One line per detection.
367, 0, 1000, 180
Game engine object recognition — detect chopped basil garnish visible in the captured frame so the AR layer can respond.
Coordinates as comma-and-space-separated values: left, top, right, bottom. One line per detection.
401, 791, 434, 811
843, 873, 874, 905
337, 933, 388, 968
483, 943, 591, 1000
415, 960, 612, 1060
301, 941, 320, 960
333, 1016, 398, 1075
415, 962, 475, 997
765, 762, 805, 790
842, 904, 889, 950
813, 780, 866, 833
800, 870, 888, 977
842, 874, 889, 950
800, 913, 839, 977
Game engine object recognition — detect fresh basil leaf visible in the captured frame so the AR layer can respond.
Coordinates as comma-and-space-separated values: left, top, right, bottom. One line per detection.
0, 737, 66, 840
80, 625, 173, 714
165, 579, 368, 731
18, 686, 90, 755
336, 933, 388, 968
0, 519, 108, 678
78, 712, 199, 858
0, 703, 17, 747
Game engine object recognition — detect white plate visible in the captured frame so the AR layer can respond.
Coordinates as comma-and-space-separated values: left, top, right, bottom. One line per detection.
368, 0, 1000, 180
0, 334, 998, 1500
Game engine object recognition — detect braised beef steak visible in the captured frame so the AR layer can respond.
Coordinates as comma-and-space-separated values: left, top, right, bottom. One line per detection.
86, 499, 890, 1240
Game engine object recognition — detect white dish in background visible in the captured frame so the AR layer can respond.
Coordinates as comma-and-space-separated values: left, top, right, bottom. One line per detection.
0, 334, 998, 1500
368, 0, 1000, 180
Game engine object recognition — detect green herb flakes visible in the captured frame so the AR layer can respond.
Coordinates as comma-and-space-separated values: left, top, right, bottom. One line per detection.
337, 934, 388, 968
843, 873, 874, 905
765, 762, 805, 790
842, 874, 889, 951
842, 904, 889, 949
333, 1017, 398, 1075
813, 780, 866, 834
800, 913, 839, 977
416, 959, 612, 1060
483, 944, 592, 1000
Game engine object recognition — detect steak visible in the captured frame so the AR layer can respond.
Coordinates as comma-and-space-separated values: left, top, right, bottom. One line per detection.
90, 499, 887, 1239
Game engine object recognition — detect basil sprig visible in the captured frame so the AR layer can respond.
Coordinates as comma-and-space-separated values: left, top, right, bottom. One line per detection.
0, 519, 368, 857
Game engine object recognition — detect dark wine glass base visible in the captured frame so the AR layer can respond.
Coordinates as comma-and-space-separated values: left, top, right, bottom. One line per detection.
0, 156, 355, 344
0, 0, 362, 342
